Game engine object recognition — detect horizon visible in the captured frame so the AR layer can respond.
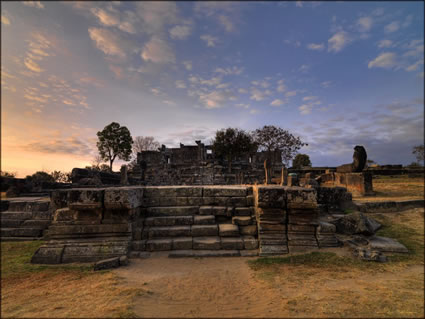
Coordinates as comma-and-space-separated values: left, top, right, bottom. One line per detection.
2, 1, 424, 178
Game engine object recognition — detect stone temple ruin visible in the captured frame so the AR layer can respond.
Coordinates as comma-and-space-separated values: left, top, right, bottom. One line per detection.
0, 143, 415, 267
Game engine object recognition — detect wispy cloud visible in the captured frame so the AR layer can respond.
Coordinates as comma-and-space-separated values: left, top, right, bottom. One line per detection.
88, 27, 126, 57
169, 25, 192, 40
200, 34, 218, 47
307, 43, 325, 51
377, 39, 393, 48
270, 99, 285, 106
368, 52, 398, 69
23, 1, 44, 9
141, 36, 175, 64
356, 16, 373, 32
328, 31, 350, 53
214, 66, 244, 75
384, 21, 400, 33
1, 14, 10, 25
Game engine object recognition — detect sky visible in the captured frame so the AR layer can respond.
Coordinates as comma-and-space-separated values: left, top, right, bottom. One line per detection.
1, 1, 424, 177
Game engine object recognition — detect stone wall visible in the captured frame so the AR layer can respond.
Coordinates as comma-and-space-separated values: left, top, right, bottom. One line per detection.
319, 172, 374, 196
31, 185, 350, 263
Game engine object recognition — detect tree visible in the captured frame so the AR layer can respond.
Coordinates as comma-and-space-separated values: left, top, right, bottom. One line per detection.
212, 128, 257, 172
25, 171, 55, 184
292, 154, 312, 169
50, 170, 71, 183
1, 171, 16, 178
253, 125, 307, 166
96, 122, 133, 171
412, 144, 424, 165
133, 136, 160, 156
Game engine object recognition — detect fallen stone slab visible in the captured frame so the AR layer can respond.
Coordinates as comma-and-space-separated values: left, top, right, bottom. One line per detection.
368, 236, 408, 253
94, 257, 120, 271
331, 211, 381, 235
31, 245, 64, 264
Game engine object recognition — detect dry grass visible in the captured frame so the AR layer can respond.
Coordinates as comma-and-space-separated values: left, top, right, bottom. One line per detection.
1, 241, 144, 318
249, 208, 424, 318
355, 175, 424, 201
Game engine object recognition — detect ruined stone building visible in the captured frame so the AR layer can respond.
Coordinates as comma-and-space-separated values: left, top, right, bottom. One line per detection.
134, 140, 283, 185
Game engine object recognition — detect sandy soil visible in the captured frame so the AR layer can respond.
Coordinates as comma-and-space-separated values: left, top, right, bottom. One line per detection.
114, 253, 424, 318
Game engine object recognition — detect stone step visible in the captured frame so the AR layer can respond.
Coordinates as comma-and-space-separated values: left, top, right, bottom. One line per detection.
0, 219, 24, 228
194, 215, 215, 225
144, 226, 192, 238
146, 206, 199, 216
144, 215, 194, 226
169, 250, 241, 258
1, 227, 43, 237
259, 245, 289, 256
193, 236, 221, 250
21, 220, 51, 229
0, 236, 41, 241
218, 224, 239, 237
47, 224, 130, 236
1, 211, 33, 220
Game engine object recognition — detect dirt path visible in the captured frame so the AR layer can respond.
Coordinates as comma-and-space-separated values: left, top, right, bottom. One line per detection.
114, 255, 424, 318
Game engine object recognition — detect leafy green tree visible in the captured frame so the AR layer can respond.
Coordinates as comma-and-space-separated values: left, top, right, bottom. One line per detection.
212, 128, 257, 172
292, 154, 312, 169
96, 122, 133, 171
253, 125, 307, 166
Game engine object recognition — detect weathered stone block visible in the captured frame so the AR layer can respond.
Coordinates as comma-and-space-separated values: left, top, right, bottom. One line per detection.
145, 216, 193, 226
94, 257, 120, 271
239, 225, 257, 236
50, 190, 69, 211
240, 250, 258, 257
104, 187, 143, 210
193, 236, 221, 250
234, 207, 252, 216
259, 224, 286, 232
53, 208, 78, 222
246, 195, 254, 206
219, 224, 239, 237
288, 224, 316, 232
242, 236, 258, 250
26, 201, 50, 212
256, 186, 286, 208
31, 246, 64, 264
191, 224, 218, 236
32, 211, 52, 220
232, 216, 252, 226
260, 245, 288, 255
146, 206, 199, 216
132, 240, 146, 251
119, 255, 129, 266
317, 221, 336, 234
194, 215, 215, 225
285, 187, 317, 209
68, 188, 104, 211
228, 197, 248, 207
199, 206, 227, 216
1, 211, 32, 220
172, 237, 192, 250
146, 238, 172, 251
203, 186, 247, 197
221, 237, 244, 250
148, 226, 191, 238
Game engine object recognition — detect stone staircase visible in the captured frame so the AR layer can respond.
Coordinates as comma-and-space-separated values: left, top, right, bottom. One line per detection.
130, 186, 259, 258
1, 199, 51, 241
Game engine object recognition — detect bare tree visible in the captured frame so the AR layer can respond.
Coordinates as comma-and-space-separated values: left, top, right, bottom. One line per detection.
132, 136, 160, 158
412, 144, 424, 165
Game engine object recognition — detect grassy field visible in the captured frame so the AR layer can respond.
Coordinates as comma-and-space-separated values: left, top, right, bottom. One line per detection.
355, 175, 424, 201
1, 241, 144, 318
248, 207, 424, 318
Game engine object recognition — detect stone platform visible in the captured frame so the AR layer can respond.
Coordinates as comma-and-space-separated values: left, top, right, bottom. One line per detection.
29, 185, 351, 263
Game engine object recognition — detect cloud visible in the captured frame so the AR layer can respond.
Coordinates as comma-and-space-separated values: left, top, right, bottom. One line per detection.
270, 99, 285, 106
307, 43, 325, 51
298, 100, 321, 115
368, 52, 398, 69
214, 66, 244, 75
218, 15, 234, 32
303, 96, 318, 101
135, 2, 179, 35
277, 80, 286, 92
175, 80, 186, 89
377, 39, 393, 48
328, 31, 350, 53
1, 14, 10, 25
200, 34, 218, 47
182, 61, 192, 71
24, 58, 43, 72
88, 27, 126, 57
295, 1, 303, 8
284, 39, 301, 47
91, 7, 120, 26
250, 88, 271, 101
23, 1, 44, 9
169, 25, 192, 40
384, 21, 400, 33
285, 91, 297, 97
198, 90, 235, 109
109, 64, 123, 78
402, 14, 413, 28
405, 59, 424, 72
25, 137, 94, 156
78, 76, 105, 88
356, 16, 373, 32
321, 81, 332, 88
141, 36, 175, 64
298, 64, 310, 73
